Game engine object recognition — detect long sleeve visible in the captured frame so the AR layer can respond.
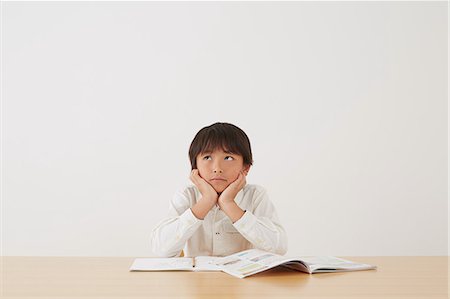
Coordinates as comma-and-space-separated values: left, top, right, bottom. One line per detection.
149, 189, 203, 257
232, 187, 288, 255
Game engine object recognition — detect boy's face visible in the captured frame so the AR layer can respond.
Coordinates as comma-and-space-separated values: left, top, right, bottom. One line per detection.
196, 148, 250, 194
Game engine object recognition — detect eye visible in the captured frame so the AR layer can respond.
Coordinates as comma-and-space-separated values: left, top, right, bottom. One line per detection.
225, 156, 234, 161
203, 156, 211, 160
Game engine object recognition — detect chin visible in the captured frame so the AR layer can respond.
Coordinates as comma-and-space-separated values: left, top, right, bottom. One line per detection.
213, 187, 225, 194
211, 182, 229, 194
212, 184, 228, 193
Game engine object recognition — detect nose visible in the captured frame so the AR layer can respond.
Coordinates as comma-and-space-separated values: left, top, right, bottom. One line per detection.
212, 161, 223, 174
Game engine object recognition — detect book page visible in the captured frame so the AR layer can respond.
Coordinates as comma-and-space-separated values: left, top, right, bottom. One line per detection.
129, 257, 193, 271
212, 249, 290, 278
297, 256, 377, 273
193, 256, 223, 272
212, 250, 377, 277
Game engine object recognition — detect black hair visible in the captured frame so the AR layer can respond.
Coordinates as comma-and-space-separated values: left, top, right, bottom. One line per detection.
188, 122, 253, 170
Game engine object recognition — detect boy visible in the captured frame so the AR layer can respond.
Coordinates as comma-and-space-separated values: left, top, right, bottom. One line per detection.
149, 122, 287, 257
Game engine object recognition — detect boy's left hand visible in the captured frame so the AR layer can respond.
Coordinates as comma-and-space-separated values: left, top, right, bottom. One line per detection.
218, 171, 246, 206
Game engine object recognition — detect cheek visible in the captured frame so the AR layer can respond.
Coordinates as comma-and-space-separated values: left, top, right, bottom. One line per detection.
196, 164, 208, 177
197, 168, 205, 178
230, 170, 241, 181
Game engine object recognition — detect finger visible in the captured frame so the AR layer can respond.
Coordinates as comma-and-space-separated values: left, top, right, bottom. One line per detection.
237, 171, 245, 182
197, 170, 205, 179
195, 171, 206, 182
193, 169, 203, 179
238, 173, 246, 188
230, 173, 244, 188
190, 174, 197, 185
238, 171, 245, 181
190, 171, 200, 185
241, 176, 246, 188
192, 169, 201, 180
230, 174, 241, 185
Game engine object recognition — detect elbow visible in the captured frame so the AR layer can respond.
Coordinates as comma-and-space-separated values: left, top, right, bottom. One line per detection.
149, 235, 182, 258
149, 244, 178, 258
275, 242, 288, 255
149, 235, 171, 257
256, 231, 288, 255
260, 243, 287, 256
149, 247, 174, 258
274, 230, 288, 255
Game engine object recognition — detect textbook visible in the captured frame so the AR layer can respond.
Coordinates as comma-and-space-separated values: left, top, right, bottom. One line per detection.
130, 256, 222, 272
129, 249, 377, 278
212, 249, 377, 278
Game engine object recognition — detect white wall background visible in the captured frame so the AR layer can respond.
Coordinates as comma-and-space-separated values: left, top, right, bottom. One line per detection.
2, 1, 447, 256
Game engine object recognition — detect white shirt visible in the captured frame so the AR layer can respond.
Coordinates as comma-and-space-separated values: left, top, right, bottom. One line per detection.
149, 183, 288, 257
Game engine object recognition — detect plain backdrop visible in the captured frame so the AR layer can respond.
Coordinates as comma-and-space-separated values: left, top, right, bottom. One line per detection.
2, 1, 448, 256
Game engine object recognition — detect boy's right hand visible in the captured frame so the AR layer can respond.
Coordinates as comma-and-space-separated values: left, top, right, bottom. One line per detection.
190, 169, 218, 205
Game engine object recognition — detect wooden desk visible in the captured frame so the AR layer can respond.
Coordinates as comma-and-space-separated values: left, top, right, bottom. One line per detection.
1, 256, 448, 299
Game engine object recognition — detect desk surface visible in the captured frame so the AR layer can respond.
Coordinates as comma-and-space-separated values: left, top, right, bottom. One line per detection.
2, 256, 448, 299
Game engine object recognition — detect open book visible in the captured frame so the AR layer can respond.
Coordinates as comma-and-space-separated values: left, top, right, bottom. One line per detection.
213, 249, 377, 278
130, 249, 376, 278
130, 256, 223, 272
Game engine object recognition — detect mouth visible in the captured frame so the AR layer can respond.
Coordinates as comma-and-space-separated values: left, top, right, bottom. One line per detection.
210, 178, 227, 182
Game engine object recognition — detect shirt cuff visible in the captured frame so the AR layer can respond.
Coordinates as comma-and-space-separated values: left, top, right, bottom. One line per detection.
177, 208, 203, 234
232, 210, 257, 232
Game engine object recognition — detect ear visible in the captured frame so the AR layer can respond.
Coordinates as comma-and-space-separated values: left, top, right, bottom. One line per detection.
242, 165, 251, 176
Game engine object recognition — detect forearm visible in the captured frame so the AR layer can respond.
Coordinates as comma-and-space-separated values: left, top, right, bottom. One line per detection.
233, 211, 288, 255
219, 201, 245, 223
191, 196, 216, 220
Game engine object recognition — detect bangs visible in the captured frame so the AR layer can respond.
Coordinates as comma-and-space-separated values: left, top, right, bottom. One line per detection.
198, 131, 240, 155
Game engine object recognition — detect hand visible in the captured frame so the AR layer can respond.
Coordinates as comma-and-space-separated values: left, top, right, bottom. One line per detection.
190, 169, 218, 204
218, 171, 246, 206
